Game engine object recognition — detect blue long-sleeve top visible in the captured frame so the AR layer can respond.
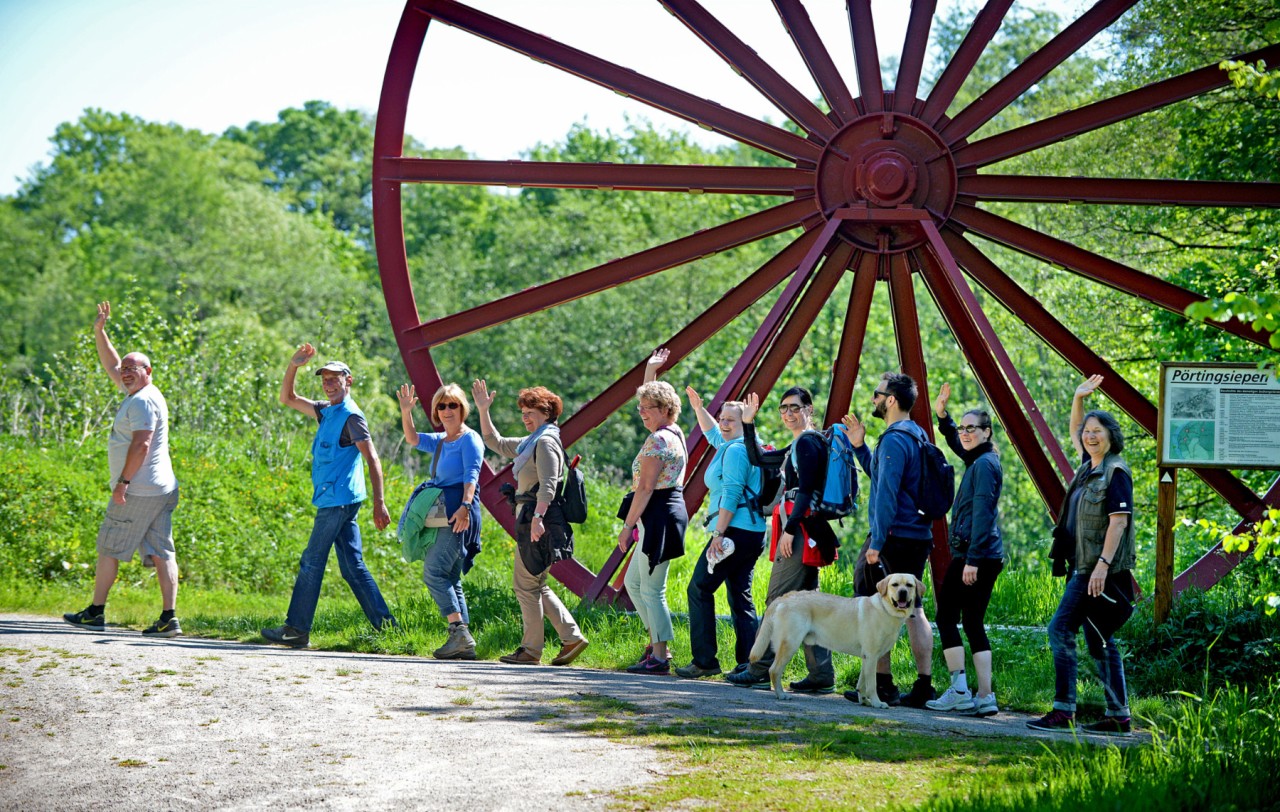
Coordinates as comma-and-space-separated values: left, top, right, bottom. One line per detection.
702, 424, 766, 532
852, 419, 933, 550
937, 414, 1004, 562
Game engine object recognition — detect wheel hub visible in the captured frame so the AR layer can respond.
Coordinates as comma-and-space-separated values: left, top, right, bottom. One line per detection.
814, 113, 957, 254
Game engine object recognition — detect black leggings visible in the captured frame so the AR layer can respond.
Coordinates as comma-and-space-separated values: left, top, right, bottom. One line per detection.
934, 557, 1004, 653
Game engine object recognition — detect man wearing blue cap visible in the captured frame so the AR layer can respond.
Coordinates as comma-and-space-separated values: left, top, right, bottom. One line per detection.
261, 343, 397, 647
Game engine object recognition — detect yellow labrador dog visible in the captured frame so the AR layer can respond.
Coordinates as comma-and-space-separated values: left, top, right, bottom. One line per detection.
748, 573, 922, 707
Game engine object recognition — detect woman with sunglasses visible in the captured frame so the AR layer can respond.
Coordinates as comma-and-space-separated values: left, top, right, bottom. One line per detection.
925, 383, 1004, 717
725, 386, 838, 693
398, 382, 484, 660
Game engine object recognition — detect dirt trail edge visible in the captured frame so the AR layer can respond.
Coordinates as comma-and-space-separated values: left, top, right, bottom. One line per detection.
0, 615, 1131, 810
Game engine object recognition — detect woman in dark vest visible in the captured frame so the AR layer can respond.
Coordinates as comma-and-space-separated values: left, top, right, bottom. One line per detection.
1028, 374, 1137, 736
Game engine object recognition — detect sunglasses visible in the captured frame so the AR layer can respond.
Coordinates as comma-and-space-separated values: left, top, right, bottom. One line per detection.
873, 389, 888, 398
436, 402, 461, 411
957, 424, 987, 434
778, 403, 805, 414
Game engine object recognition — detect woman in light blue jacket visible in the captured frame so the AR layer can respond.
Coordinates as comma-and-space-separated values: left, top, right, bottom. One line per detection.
676, 385, 766, 679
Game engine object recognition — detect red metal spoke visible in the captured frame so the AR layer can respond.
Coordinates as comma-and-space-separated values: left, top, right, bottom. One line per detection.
772, 0, 859, 122
895, 0, 937, 113
1177, 477, 1280, 593
941, 0, 1139, 145
914, 233, 1070, 509
919, 0, 1016, 126
823, 251, 877, 425
413, 0, 819, 163
382, 157, 813, 194
660, 0, 836, 139
885, 254, 953, 582
954, 42, 1280, 168
847, 0, 883, 112
942, 227, 1267, 519
950, 204, 1272, 349
742, 242, 858, 397
960, 175, 1280, 207
409, 199, 817, 348
560, 228, 823, 450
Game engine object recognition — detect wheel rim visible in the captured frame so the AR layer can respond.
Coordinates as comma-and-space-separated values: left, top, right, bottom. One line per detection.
373, 0, 1280, 602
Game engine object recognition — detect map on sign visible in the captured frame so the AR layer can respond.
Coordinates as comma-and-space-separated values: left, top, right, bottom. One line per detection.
1160, 363, 1280, 469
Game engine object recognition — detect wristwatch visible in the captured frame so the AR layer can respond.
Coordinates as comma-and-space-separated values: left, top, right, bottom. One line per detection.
462, 500, 473, 507
117, 478, 130, 486
533, 512, 545, 520
709, 529, 723, 539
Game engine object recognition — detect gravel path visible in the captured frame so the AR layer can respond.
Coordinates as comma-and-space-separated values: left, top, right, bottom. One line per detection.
0, 614, 1130, 810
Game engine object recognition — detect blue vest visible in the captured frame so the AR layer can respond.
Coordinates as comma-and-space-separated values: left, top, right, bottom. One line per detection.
311, 397, 367, 508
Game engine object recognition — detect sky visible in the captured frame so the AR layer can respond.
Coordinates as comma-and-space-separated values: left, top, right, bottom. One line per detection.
0, 0, 1086, 197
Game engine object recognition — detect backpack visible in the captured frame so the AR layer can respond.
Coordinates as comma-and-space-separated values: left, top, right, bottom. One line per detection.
888, 424, 955, 521
553, 444, 588, 524
740, 446, 783, 518
807, 424, 859, 521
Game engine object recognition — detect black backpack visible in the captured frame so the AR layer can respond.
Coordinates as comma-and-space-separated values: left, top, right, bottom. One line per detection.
889, 424, 955, 521
741, 458, 783, 518
553, 445, 588, 524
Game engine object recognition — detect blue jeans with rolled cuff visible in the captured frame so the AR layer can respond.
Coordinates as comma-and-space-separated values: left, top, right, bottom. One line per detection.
1047, 572, 1131, 717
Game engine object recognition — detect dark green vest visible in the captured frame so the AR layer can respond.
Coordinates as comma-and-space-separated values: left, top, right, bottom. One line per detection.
1071, 454, 1136, 574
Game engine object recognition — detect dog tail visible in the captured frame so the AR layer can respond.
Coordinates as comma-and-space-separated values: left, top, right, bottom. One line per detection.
749, 604, 774, 664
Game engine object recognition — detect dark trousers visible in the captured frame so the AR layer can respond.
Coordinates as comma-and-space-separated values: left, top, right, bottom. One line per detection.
934, 557, 1004, 652
746, 530, 835, 684
686, 526, 765, 670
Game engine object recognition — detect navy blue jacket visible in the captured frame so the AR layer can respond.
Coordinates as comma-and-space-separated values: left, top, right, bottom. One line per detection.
853, 419, 933, 550
937, 414, 1004, 562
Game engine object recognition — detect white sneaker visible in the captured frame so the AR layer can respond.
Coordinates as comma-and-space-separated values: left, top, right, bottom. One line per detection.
973, 693, 999, 717
925, 686, 975, 712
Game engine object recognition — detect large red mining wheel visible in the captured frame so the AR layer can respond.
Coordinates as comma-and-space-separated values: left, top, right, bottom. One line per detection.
372, 0, 1280, 604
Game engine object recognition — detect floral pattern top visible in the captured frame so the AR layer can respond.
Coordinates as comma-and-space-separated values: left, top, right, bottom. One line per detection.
631, 425, 686, 491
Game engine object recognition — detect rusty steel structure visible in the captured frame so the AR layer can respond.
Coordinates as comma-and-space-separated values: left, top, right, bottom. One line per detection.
372, 0, 1280, 606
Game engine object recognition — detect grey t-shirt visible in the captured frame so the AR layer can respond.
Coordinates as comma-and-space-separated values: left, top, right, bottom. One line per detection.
108, 383, 177, 496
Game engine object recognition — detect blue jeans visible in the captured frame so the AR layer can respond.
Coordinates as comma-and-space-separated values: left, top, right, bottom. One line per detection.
422, 528, 469, 623
687, 527, 764, 669
286, 503, 395, 633
1047, 573, 1130, 717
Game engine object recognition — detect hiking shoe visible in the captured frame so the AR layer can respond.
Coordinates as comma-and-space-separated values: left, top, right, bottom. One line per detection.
551, 639, 589, 666
728, 662, 750, 675
973, 693, 999, 717
900, 676, 937, 708
142, 617, 182, 638
499, 646, 540, 665
725, 667, 770, 687
788, 677, 836, 694
1026, 710, 1076, 732
261, 624, 309, 648
925, 687, 975, 712
675, 662, 722, 679
433, 622, 477, 660
1082, 716, 1131, 736
625, 654, 670, 675
63, 607, 105, 631
876, 678, 902, 706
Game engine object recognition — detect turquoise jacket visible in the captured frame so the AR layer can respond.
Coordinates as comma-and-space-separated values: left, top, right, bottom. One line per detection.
311, 397, 367, 509
703, 425, 766, 532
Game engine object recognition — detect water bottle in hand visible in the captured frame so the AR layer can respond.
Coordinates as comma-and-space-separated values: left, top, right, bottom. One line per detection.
706, 536, 735, 574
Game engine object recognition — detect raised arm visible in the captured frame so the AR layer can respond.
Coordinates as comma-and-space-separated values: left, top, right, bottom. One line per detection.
643, 347, 669, 383
93, 302, 124, 389
396, 384, 421, 447
280, 343, 318, 416
471, 379, 499, 438
684, 385, 716, 435
1070, 374, 1104, 458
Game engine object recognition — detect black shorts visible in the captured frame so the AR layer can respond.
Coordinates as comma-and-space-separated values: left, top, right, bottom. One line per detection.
853, 533, 932, 606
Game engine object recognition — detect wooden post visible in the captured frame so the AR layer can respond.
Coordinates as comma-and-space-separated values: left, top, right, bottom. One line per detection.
1154, 466, 1178, 625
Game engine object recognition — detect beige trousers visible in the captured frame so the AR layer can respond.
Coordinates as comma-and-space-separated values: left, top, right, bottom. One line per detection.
513, 549, 585, 658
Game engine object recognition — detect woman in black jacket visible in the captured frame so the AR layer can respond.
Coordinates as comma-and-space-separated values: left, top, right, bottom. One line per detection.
724, 386, 838, 693
926, 383, 1004, 717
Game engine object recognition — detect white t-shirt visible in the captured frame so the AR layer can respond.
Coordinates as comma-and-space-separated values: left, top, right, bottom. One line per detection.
108, 383, 177, 496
